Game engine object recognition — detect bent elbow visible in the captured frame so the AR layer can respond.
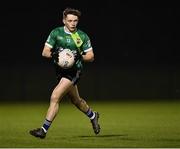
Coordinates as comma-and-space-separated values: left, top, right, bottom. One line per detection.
90, 55, 94, 62
42, 52, 45, 57
42, 50, 51, 58
42, 51, 48, 58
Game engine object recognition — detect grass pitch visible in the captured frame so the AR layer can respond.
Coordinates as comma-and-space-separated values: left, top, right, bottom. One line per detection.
0, 100, 180, 148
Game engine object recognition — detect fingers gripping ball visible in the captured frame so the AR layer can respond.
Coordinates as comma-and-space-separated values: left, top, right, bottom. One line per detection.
57, 49, 75, 69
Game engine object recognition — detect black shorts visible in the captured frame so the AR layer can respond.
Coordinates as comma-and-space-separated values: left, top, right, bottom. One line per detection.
55, 65, 82, 85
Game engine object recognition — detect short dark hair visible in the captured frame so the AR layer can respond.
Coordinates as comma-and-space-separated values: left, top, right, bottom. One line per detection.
63, 8, 81, 19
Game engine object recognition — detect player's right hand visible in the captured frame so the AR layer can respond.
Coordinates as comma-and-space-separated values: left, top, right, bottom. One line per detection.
51, 50, 59, 65
51, 47, 64, 65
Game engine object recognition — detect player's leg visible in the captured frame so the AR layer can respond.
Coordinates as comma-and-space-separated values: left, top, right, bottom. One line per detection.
67, 85, 100, 134
45, 77, 73, 121
29, 77, 73, 138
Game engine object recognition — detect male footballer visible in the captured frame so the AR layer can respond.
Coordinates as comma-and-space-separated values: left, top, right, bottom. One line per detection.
29, 7, 100, 139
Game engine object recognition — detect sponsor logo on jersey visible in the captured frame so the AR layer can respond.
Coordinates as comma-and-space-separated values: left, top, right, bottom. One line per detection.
57, 36, 63, 40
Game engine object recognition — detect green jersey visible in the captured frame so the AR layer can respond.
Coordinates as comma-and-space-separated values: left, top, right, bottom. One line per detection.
45, 26, 92, 70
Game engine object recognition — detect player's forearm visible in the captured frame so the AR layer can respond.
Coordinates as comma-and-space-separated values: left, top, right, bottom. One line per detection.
42, 46, 52, 58
42, 51, 52, 58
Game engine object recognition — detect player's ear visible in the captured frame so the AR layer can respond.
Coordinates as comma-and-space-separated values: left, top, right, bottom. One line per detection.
63, 19, 65, 24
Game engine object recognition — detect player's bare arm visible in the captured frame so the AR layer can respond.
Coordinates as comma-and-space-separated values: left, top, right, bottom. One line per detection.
82, 49, 94, 62
42, 45, 52, 58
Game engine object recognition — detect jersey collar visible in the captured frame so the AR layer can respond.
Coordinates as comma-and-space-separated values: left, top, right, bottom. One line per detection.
64, 26, 77, 35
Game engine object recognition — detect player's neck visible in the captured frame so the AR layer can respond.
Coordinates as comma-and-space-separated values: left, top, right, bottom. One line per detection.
64, 26, 77, 34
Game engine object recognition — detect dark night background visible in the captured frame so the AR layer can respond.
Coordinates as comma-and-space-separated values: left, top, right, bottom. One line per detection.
0, 0, 179, 102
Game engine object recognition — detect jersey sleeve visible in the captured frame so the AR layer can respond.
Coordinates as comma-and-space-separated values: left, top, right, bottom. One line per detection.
82, 33, 93, 53
45, 29, 57, 49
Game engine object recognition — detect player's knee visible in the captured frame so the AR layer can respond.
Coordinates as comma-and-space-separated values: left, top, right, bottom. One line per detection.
50, 94, 60, 103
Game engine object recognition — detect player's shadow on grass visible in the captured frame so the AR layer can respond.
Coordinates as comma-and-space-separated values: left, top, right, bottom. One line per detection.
78, 134, 128, 138
78, 134, 138, 141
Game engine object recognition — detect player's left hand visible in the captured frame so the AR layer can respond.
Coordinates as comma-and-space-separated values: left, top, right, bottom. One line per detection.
74, 51, 83, 62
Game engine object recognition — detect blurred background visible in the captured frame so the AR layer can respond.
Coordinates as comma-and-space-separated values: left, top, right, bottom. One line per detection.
0, 0, 179, 102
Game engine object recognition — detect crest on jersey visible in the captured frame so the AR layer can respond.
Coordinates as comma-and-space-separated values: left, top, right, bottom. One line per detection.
66, 38, 71, 43
76, 38, 81, 44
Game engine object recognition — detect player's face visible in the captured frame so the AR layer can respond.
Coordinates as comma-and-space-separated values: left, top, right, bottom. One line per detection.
63, 14, 79, 32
